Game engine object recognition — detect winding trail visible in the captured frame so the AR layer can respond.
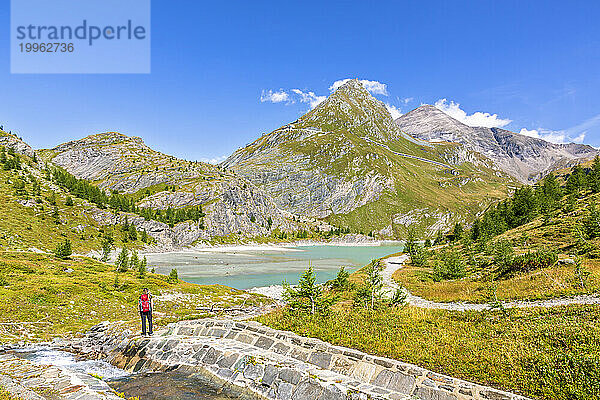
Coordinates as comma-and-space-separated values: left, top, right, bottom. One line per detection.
363, 137, 454, 169
381, 255, 600, 311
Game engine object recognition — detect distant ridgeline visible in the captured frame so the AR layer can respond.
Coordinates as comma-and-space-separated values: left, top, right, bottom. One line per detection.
49, 166, 205, 228
463, 158, 600, 241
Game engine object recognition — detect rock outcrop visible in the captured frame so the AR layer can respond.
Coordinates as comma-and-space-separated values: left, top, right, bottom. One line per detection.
0, 131, 36, 158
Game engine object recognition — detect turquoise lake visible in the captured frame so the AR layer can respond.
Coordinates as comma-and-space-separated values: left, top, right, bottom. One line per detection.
145, 244, 405, 290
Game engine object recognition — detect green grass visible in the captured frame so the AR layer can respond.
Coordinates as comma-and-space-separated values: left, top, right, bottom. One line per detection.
0, 388, 22, 400
0, 252, 272, 342
393, 259, 600, 303
0, 158, 151, 253
259, 305, 600, 400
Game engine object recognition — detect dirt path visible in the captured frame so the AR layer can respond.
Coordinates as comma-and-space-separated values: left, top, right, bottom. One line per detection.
382, 255, 600, 311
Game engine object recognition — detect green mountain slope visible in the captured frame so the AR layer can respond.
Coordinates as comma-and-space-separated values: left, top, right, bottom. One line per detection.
224, 79, 517, 236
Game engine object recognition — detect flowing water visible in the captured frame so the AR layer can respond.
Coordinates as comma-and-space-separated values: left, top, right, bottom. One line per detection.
145, 243, 405, 291
9, 348, 244, 399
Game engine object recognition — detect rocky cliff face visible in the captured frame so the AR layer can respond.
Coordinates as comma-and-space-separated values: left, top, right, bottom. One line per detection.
224, 80, 515, 235
395, 105, 598, 183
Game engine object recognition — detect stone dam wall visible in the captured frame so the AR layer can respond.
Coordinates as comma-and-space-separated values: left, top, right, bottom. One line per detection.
76, 319, 531, 400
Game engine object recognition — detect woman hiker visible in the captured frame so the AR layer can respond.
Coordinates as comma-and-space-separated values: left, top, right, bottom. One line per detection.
139, 288, 153, 336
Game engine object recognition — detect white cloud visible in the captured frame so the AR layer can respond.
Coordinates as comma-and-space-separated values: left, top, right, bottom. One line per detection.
291, 89, 326, 108
260, 89, 290, 103
329, 79, 388, 95
573, 133, 586, 143
402, 97, 414, 104
200, 155, 228, 164
434, 98, 512, 128
385, 103, 402, 119
519, 127, 586, 144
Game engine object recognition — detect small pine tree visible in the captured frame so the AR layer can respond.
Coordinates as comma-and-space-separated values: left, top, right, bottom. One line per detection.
116, 247, 129, 272
452, 223, 464, 241
283, 265, 330, 315
404, 227, 418, 255
65, 196, 73, 206
138, 256, 147, 278
54, 238, 72, 259
47, 191, 57, 205
122, 216, 129, 232
168, 268, 178, 283
141, 229, 149, 243
354, 260, 384, 309
128, 223, 138, 241
329, 266, 350, 291
389, 287, 407, 307
100, 233, 113, 262
130, 250, 140, 272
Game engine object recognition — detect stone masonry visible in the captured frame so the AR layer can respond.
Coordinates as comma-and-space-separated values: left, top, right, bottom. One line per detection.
75, 319, 532, 400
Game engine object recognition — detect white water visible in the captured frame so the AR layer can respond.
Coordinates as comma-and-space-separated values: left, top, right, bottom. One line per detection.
12, 347, 129, 379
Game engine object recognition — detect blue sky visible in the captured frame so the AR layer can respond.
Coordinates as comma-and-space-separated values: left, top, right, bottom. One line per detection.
1, 1, 599, 162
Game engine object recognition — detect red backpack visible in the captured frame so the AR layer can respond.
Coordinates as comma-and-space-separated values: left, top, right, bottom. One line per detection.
140, 293, 151, 312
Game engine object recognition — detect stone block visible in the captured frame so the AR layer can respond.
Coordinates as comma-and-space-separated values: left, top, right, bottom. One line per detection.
320, 384, 347, 400
217, 353, 239, 369
243, 363, 265, 381
413, 387, 457, 400
236, 333, 255, 344
350, 362, 378, 382
290, 348, 309, 362
279, 368, 303, 385
272, 342, 290, 355
291, 381, 323, 400
202, 348, 222, 365
262, 364, 279, 386
277, 382, 294, 400
372, 369, 394, 387
308, 351, 332, 369
479, 390, 512, 400
387, 372, 416, 394
255, 336, 275, 350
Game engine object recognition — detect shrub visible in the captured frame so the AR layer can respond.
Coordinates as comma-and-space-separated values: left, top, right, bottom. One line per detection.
138, 256, 147, 279
492, 239, 514, 269
434, 250, 465, 280
582, 202, 600, 239
388, 287, 407, 306
410, 246, 429, 268
65, 196, 74, 206
497, 248, 558, 277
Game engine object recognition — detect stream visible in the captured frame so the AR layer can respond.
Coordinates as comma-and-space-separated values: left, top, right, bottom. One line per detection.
9, 347, 243, 399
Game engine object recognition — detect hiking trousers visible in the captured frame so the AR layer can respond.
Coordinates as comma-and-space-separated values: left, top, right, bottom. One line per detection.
140, 311, 153, 335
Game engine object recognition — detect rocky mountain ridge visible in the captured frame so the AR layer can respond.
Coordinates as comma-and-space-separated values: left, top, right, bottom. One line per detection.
8, 79, 597, 249
395, 104, 598, 183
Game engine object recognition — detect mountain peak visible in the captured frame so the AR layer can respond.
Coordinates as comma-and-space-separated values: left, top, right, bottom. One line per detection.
52, 131, 145, 151
294, 78, 420, 144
